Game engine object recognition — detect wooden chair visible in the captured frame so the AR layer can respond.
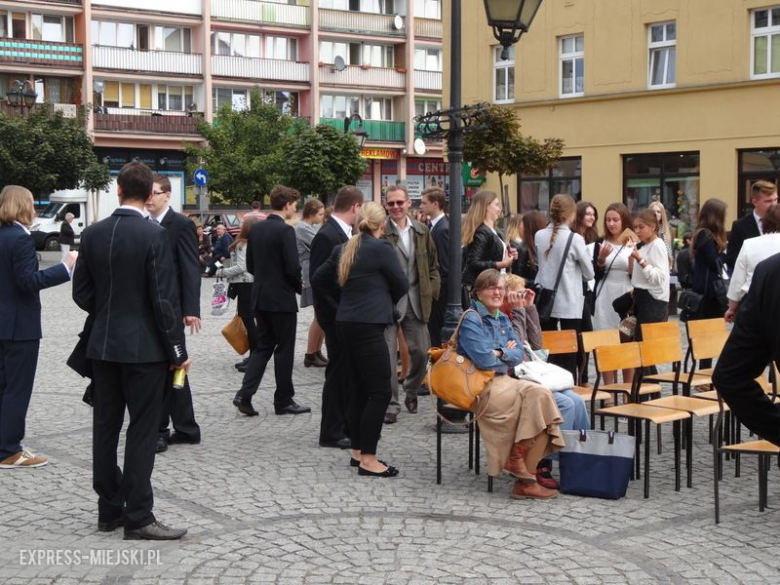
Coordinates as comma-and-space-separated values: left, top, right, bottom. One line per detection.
592, 342, 691, 498
640, 322, 713, 392
435, 400, 479, 488
541, 330, 611, 404
685, 317, 727, 377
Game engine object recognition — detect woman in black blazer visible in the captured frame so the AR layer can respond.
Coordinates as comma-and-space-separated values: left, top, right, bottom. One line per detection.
0, 186, 75, 469
461, 191, 517, 289
336, 202, 409, 478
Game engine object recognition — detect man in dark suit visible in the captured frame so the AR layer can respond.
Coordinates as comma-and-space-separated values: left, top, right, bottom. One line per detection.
147, 174, 202, 453
420, 186, 449, 348
726, 180, 777, 273
233, 185, 310, 416
713, 252, 780, 446
73, 162, 189, 540
310, 186, 364, 448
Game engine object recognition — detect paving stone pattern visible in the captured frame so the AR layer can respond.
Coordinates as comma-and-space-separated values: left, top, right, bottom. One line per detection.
1, 253, 778, 584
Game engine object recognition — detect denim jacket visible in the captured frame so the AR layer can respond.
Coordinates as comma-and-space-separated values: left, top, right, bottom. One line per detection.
457, 301, 524, 374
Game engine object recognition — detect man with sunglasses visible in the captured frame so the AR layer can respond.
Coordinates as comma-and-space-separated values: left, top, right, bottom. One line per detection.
382, 185, 440, 422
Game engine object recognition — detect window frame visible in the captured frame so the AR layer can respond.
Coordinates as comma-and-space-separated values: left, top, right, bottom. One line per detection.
751, 6, 780, 79
647, 21, 676, 89
492, 45, 515, 104
517, 157, 582, 214
559, 34, 584, 99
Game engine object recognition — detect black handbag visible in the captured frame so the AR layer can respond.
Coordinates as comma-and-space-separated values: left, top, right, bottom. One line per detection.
678, 290, 703, 322
612, 291, 634, 319
536, 232, 575, 321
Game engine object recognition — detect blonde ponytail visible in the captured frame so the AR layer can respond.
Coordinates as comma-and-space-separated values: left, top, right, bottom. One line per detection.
337, 202, 386, 286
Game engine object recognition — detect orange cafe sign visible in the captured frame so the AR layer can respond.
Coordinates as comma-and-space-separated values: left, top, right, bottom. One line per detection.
361, 148, 400, 160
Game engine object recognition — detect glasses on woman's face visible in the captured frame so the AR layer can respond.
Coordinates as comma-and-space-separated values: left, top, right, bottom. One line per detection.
480, 286, 506, 294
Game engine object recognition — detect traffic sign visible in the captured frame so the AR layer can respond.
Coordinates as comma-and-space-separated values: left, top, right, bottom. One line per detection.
194, 168, 209, 186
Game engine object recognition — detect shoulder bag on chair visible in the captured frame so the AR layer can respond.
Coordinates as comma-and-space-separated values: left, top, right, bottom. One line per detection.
535, 232, 575, 321
424, 309, 495, 412
514, 342, 574, 392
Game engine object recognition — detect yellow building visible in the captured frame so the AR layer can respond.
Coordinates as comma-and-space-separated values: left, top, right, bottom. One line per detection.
455, 0, 780, 233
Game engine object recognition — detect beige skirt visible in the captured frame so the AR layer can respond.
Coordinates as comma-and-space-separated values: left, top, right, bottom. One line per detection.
475, 375, 565, 477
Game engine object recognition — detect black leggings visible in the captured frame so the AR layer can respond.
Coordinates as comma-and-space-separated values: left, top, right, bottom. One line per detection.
235, 282, 259, 351
338, 322, 392, 456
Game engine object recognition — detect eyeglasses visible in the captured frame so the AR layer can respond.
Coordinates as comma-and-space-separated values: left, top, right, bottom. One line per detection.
386, 200, 406, 207
479, 286, 506, 294
152, 190, 169, 196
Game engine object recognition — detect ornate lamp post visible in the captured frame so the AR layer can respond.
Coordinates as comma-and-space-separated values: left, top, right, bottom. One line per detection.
344, 113, 369, 148
5, 79, 38, 111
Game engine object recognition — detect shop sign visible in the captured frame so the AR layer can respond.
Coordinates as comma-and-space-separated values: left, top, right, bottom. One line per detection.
361, 148, 400, 160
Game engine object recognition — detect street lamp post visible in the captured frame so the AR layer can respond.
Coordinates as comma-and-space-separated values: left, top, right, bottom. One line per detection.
5, 79, 38, 111
344, 113, 369, 149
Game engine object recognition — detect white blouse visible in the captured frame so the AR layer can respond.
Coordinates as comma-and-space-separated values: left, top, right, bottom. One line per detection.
630, 238, 670, 302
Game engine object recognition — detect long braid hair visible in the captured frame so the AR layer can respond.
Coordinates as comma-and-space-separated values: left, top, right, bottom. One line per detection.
337, 202, 386, 286
545, 194, 577, 258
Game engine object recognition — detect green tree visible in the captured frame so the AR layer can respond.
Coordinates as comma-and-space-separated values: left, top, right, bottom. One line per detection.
185, 90, 295, 206
0, 106, 111, 195
463, 105, 564, 197
281, 123, 367, 199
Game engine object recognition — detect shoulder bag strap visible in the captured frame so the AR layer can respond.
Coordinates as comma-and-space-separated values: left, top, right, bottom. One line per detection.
594, 243, 626, 301
552, 232, 575, 291
449, 308, 478, 346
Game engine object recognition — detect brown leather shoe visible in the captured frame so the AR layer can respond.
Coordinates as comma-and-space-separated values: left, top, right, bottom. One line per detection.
503, 444, 536, 481
510, 480, 558, 500
304, 353, 328, 368
404, 394, 418, 414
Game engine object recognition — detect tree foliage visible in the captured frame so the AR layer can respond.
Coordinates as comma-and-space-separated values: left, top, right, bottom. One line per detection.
463, 105, 564, 196
0, 106, 111, 195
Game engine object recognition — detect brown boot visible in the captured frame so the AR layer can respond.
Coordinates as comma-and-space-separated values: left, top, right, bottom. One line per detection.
510, 480, 558, 500
503, 444, 536, 481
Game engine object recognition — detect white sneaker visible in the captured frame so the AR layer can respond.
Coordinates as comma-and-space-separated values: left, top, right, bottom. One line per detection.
0, 450, 48, 469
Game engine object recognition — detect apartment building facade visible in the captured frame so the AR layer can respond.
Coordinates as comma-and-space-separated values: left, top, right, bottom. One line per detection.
457, 0, 780, 234
0, 0, 445, 204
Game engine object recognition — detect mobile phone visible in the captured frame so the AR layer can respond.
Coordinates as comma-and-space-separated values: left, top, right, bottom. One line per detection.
214, 260, 223, 268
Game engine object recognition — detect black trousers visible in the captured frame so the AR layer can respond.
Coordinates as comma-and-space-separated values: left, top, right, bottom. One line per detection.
634, 288, 669, 375
0, 340, 39, 460
235, 283, 259, 351
339, 322, 392, 456
237, 310, 296, 407
158, 371, 200, 441
319, 319, 351, 444
428, 284, 447, 348
92, 360, 167, 530
540, 317, 583, 382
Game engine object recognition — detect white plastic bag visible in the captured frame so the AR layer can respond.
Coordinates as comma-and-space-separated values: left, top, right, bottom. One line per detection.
514, 342, 574, 392
211, 279, 230, 316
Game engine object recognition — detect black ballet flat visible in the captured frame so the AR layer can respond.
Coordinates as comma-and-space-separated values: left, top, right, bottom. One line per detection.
358, 465, 399, 478
350, 458, 387, 468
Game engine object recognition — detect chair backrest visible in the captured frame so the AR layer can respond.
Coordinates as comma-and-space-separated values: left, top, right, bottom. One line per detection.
686, 318, 727, 340
690, 331, 730, 363
594, 342, 642, 373
641, 321, 679, 341
639, 336, 683, 369
541, 329, 578, 356
580, 329, 621, 353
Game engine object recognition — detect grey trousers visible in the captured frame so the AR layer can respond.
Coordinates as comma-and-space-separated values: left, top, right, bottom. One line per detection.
384, 312, 430, 415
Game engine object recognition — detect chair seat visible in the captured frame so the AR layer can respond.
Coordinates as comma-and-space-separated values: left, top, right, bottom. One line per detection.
644, 372, 712, 386
594, 403, 691, 424
572, 385, 613, 402
599, 382, 663, 395
722, 440, 780, 454
643, 395, 721, 417
697, 367, 715, 376
692, 390, 719, 401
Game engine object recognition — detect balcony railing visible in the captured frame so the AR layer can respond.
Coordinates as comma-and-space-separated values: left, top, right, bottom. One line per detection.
319, 9, 405, 36
0, 39, 83, 69
212, 55, 309, 82
319, 117, 405, 142
92, 0, 202, 15
414, 69, 442, 92
211, 0, 310, 27
92, 46, 202, 76
414, 17, 442, 39
94, 109, 202, 135
319, 64, 405, 90
38, 0, 83, 4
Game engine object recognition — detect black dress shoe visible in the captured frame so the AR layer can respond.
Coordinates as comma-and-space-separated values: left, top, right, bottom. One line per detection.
350, 458, 387, 468
234, 357, 249, 369
417, 386, 431, 396
167, 432, 201, 445
358, 465, 399, 477
124, 521, 187, 541
98, 515, 124, 532
384, 412, 398, 424
320, 437, 351, 449
236, 364, 248, 373
274, 401, 311, 415
155, 437, 168, 453
405, 395, 418, 414
233, 397, 259, 416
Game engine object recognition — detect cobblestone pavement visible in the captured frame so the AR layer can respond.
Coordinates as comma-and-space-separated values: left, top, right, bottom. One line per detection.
1, 253, 779, 584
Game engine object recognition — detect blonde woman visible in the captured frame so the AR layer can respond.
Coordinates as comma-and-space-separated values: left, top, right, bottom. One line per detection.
648, 201, 674, 265
327, 202, 409, 477
462, 190, 517, 288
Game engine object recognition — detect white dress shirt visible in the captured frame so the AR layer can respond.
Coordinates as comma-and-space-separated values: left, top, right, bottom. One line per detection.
150, 206, 170, 224
332, 214, 352, 239
753, 211, 764, 236
391, 218, 412, 255
727, 232, 780, 302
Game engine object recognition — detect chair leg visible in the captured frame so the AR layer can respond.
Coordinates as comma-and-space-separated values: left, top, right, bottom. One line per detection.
687, 418, 694, 489
758, 455, 766, 512
488, 475, 493, 493
714, 445, 721, 524
673, 420, 681, 492
635, 419, 642, 481
468, 413, 474, 470
735, 419, 742, 478
436, 409, 443, 485
657, 423, 662, 455
644, 419, 651, 499
474, 422, 480, 475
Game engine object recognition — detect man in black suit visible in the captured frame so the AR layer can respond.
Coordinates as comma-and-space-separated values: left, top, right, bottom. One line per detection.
310, 186, 364, 448
726, 180, 777, 273
420, 186, 449, 348
713, 252, 780, 446
73, 162, 189, 540
233, 185, 310, 416
147, 174, 202, 453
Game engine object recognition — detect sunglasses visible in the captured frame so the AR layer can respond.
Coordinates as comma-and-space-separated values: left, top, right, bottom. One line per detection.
386, 200, 406, 207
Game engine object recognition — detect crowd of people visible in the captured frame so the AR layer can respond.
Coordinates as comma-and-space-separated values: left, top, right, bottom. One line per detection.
3, 161, 780, 538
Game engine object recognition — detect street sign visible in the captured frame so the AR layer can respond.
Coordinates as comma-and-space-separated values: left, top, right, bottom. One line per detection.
194, 168, 209, 186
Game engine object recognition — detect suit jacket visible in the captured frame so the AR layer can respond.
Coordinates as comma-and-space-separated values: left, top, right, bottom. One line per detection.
0, 223, 70, 341
334, 234, 409, 324
309, 216, 350, 324
159, 208, 201, 318
462, 223, 505, 287
58, 221, 75, 246
246, 214, 302, 313
430, 214, 450, 291
726, 213, 761, 274
72, 208, 187, 365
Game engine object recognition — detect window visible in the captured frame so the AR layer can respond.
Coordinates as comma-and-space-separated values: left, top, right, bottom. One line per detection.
362, 44, 394, 67
263, 89, 298, 115
414, 48, 442, 71
213, 87, 248, 113
97, 81, 192, 111
320, 40, 349, 64
31, 14, 74, 43
211, 32, 261, 58
624, 152, 700, 235
91, 21, 137, 48
415, 0, 441, 19
31, 76, 73, 104
320, 94, 360, 118
751, 7, 780, 78
559, 34, 584, 97
738, 149, 780, 218
155, 26, 191, 53
518, 158, 581, 214
364, 96, 392, 120
493, 45, 514, 103
265, 36, 297, 60
415, 99, 441, 117
320, 0, 349, 9
648, 22, 676, 88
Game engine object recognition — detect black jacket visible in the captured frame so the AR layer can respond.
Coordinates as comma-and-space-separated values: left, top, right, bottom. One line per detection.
72, 208, 186, 365
58, 221, 75, 246
247, 214, 302, 313
726, 213, 760, 274
513, 240, 538, 281
159, 208, 201, 318
309, 216, 350, 324
462, 224, 504, 287
430, 214, 450, 287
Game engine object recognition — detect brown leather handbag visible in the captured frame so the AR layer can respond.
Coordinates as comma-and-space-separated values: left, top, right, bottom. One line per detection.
221, 314, 249, 355
424, 309, 495, 412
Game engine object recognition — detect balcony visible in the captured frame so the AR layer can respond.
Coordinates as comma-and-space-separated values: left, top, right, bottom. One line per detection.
94, 109, 202, 135
92, 0, 202, 16
414, 69, 442, 93
212, 55, 309, 82
211, 0, 310, 28
319, 64, 405, 90
319, 9, 405, 37
319, 117, 405, 142
92, 46, 202, 76
414, 17, 442, 39
0, 39, 83, 69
